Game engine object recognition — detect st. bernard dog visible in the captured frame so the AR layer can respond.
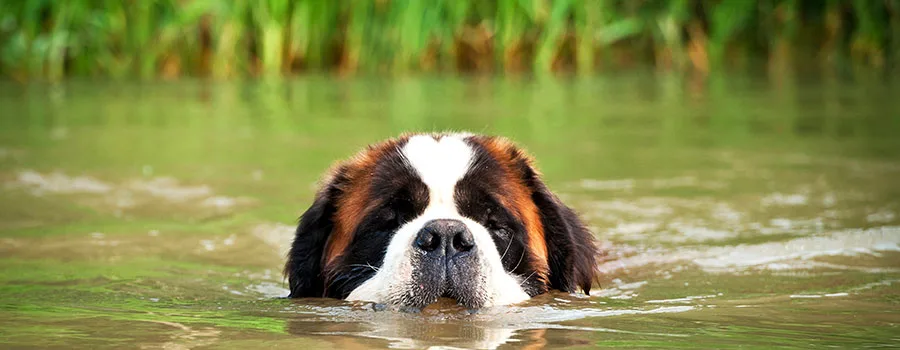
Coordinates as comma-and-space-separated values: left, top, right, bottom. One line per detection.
284, 132, 599, 309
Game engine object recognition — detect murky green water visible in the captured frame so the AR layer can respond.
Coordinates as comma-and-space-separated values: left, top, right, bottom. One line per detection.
1, 70, 899, 349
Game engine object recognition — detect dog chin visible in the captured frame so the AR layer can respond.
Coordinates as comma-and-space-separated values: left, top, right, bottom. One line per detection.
345, 222, 530, 309
346, 263, 530, 310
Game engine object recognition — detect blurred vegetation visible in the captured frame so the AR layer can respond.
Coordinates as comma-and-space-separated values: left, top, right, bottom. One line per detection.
1, 0, 898, 81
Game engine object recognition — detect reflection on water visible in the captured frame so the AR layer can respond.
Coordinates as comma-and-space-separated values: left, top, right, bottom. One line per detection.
283, 298, 695, 349
1, 70, 899, 348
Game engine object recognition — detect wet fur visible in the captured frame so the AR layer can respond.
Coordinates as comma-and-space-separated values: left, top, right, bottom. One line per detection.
284, 133, 600, 304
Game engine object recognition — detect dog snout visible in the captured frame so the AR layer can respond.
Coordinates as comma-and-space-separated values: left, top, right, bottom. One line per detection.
414, 219, 475, 256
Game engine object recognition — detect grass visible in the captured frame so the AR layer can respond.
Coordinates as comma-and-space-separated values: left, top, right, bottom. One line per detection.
0, 0, 898, 81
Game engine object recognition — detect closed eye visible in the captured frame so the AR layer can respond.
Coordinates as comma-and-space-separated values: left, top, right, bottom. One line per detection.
482, 206, 501, 227
388, 196, 416, 224
483, 207, 515, 240
456, 188, 517, 239
486, 215, 504, 230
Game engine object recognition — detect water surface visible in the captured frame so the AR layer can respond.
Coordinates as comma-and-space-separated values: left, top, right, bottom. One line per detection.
1, 71, 898, 348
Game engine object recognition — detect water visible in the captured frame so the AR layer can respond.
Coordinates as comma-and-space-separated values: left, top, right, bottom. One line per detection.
1, 70, 899, 349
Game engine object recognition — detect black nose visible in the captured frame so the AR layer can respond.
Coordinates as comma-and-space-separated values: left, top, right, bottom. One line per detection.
414, 219, 475, 256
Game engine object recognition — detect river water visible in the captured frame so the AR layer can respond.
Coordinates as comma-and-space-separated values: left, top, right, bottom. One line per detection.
1, 70, 898, 348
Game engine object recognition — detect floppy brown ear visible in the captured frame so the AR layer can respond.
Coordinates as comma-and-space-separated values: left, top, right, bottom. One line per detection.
514, 154, 600, 294
532, 185, 600, 294
284, 170, 345, 298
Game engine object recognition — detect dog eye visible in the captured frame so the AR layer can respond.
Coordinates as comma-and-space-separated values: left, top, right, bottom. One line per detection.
388, 197, 415, 223
485, 213, 505, 231
394, 199, 413, 212
483, 207, 496, 225
490, 224, 511, 240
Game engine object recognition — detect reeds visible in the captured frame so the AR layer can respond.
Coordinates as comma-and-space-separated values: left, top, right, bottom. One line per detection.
1, 0, 897, 80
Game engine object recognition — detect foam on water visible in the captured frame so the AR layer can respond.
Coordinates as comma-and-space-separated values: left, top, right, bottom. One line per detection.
600, 226, 900, 274
693, 226, 900, 271
7, 170, 253, 215
14, 170, 112, 194
250, 222, 295, 257
761, 192, 809, 206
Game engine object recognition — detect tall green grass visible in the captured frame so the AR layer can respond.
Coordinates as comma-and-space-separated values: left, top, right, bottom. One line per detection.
1, 0, 897, 80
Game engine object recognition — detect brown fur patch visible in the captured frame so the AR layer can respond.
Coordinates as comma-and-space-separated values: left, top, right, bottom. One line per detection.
321, 136, 409, 269
321, 133, 551, 288
470, 136, 550, 284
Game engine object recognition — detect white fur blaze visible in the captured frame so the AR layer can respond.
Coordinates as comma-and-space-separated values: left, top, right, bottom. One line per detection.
346, 134, 529, 307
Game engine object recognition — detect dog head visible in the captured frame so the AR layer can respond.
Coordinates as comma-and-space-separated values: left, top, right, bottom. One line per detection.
284, 132, 599, 309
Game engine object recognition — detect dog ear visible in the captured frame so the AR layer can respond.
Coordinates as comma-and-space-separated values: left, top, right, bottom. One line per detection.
515, 155, 599, 295
284, 169, 346, 298
533, 185, 600, 294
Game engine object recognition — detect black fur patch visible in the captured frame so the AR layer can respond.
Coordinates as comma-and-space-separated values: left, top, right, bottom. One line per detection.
517, 156, 599, 294
324, 155, 430, 298
456, 141, 546, 296
285, 142, 429, 298
285, 133, 599, 304
284, 167, 346, 298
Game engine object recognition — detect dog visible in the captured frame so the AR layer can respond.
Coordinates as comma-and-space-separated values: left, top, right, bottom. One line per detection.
284, 132, 599, 309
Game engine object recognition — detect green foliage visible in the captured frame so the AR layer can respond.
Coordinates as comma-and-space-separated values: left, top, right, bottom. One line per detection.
0, 0, 896, 80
